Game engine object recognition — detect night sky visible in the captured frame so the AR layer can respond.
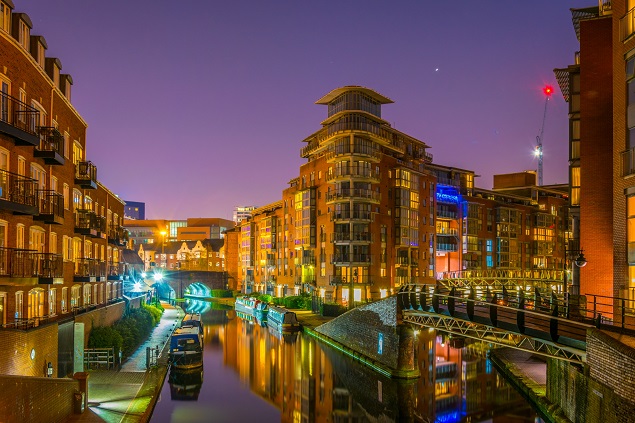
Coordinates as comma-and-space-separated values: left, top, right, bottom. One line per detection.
16, 1, 590, 220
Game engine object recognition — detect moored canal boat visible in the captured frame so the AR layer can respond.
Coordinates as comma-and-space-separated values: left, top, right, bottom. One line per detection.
235, 296, 269, 322
169, 326, 203, 369
266, 305, 300, 333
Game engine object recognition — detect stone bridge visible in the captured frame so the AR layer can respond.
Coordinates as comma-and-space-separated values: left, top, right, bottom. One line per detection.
152, 270, 228, 299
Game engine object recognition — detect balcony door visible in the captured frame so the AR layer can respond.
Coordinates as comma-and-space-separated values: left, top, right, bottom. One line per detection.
27, 288, 44, 319
0, 79, 8, 122
0, 293, 5, 326
29, 227, 45, 253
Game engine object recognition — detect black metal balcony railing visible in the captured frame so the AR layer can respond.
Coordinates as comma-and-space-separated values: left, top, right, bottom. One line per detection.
0, 169, 38, 215
34, 127, 65, 165
395, 276, 421, 286
75, 161, 97, 189
331, 254, 372, 265
0, 91, 40, 146
436, 228, 459, 236
325, 189, 380, 203
108, 226, 129, 246
295, 276, 316, 286
35, 190, 64, 224
331, 232, 372, 243
329, 275, 373, 286
0, 247, 62, 280
74, 258, 106, 281
75, 209, 99, 237
436, 209, 458, 219
108, 262, 124, 280
330, 210, 372, 221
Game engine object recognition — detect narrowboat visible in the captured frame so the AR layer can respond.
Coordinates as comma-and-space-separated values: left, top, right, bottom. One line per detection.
235, 296, 269, 322
169, 326, 203, 369
182, 312, 203, 336
266, 305, 301, 333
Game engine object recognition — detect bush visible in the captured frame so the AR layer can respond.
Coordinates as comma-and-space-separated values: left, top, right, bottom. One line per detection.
142, 303, 163, 326
255, 294, 273, 304
210, 289, 233, 298
321, 302, 346, 317
89, 304, 164, 359
87, 326, 123, 358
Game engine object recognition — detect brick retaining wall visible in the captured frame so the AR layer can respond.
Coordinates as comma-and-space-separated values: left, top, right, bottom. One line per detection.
546, 328, 635, 423
0, 375, 79, 423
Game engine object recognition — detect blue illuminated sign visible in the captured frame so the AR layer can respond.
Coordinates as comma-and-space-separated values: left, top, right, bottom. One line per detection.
435, 185, 462, 204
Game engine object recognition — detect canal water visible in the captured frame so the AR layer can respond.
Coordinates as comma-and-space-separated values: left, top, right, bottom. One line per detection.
151, 299, 543, 423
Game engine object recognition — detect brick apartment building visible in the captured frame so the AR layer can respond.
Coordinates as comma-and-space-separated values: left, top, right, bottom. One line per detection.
235, 86, 569, 305
554, 1, 635, 303
0, 0, 127, 376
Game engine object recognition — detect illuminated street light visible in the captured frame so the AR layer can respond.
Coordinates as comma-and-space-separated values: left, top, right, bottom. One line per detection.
153, 271, 164, 282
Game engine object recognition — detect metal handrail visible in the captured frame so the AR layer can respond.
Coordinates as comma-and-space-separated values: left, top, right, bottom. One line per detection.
0, 91, 39, 135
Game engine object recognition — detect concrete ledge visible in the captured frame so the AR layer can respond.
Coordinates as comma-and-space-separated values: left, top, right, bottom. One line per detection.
489, 349, 571, 423
303, 326, 419, 379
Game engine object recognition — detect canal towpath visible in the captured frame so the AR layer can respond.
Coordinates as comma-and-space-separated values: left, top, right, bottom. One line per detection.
66, 302, 184, 423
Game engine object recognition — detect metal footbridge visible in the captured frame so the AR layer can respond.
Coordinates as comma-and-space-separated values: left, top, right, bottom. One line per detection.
397, 282, 635, 364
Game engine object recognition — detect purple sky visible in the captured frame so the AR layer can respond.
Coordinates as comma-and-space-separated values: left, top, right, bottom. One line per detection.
17, 1, 589, 220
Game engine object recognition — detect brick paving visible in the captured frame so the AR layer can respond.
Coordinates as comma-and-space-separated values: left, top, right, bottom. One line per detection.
66, 303, 184, 423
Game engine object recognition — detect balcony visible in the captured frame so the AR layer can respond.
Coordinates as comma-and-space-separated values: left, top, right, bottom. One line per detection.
75, 161, 97, 189
395, 256, 418, 267
325, 189, 380, 204
74, 258, 106, 282
0, 248, 63, 284
331, 210, 372, 222
622, 148, 635, 177
395, 276, 421, 286
329, 275, 373, 286
0, 92, 40, 146
75, 209, 99, 237
299, 255, 316, 266
324, 146, 381, 163
325, 167, 380, 183
95, 215, 107, 239
621, 5, 634, 41
34, 127, 65, 165
107, 262, 124, 281
301, 120, 406, 158
34, 190, 64, 225
331, 232, 372, 244
0, 170, 38, 215
436, 228, 459, 237
437, 242, 459, 252
294, 276, 316, 287
437, 209, 458, 220
108, 226, 129, 247
331, 254, 372, 266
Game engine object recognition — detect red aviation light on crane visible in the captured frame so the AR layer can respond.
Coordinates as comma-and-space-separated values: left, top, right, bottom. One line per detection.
543, 85, 554, 97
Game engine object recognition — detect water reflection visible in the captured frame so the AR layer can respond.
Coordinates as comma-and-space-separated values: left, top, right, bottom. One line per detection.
169, 367, 204, 401
153, 299, 540, 423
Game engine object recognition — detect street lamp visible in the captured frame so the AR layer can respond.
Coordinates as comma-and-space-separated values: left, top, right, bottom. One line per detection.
160, 230, 167, 268
565, 248, 587, 296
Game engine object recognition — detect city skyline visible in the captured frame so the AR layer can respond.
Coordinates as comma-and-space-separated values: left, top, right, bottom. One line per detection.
18, 0, 589, 219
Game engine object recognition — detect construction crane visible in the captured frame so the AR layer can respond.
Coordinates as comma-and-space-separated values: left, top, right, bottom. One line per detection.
535, 85, 554, 186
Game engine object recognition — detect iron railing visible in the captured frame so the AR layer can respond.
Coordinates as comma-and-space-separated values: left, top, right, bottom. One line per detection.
75, 161, 97, 185
74, 258, 106, 278
37, 190, 64, 218
0, 91, 39, 135
0, 169, 38, 207
0, 247, 62, 278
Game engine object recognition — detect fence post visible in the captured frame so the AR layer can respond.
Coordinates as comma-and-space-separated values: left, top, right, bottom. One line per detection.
146, 347, 150, 369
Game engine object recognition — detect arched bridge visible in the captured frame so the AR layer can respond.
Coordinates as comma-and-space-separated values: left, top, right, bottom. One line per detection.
397, 284, 635, 364
152, 270, 228, 299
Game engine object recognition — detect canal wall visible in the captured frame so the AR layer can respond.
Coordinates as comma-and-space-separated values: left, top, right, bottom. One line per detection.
547, 329, 635, 423
313, 296, 418, 378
